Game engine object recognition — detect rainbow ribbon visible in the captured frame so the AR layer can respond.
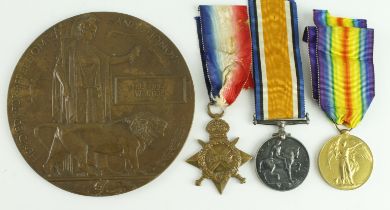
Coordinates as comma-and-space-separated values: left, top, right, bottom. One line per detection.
303, 10, 375, 128
196, 5, 252, 107
248, 0, 305, 122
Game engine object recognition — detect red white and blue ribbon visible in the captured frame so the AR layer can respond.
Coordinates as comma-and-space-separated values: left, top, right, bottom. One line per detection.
196, 5, 252, 107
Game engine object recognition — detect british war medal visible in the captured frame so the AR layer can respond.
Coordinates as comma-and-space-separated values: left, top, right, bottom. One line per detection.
248, 0, 310, 191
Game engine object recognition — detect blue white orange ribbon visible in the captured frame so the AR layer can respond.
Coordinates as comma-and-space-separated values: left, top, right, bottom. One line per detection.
196, 5, 252, 107
248, 0, 305, 121
303, 10, 375, 128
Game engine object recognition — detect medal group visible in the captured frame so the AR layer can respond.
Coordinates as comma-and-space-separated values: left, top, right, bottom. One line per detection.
189, 0, 375, 193
7, 0, 375, 196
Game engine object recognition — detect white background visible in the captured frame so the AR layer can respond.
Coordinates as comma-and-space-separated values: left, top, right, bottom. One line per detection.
0, 0, 389, 209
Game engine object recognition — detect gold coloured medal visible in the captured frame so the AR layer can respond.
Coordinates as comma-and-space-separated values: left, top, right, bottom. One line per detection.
318, 131, 373, 190
303, 10, 376, 190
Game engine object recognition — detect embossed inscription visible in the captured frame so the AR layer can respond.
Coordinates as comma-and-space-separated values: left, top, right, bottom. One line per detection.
8, 12, 194, 196
115, 17, 179, 63
114, 76, 187, 104
10, 74, 34, 158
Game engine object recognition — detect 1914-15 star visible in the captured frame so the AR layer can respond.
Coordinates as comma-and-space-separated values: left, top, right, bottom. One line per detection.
187, 116, 251, 194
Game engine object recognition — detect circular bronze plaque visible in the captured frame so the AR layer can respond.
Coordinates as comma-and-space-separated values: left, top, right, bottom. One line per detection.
8, 12, 194, 196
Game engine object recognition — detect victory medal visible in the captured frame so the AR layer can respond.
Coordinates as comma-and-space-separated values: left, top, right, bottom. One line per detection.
303, 10, 375, 190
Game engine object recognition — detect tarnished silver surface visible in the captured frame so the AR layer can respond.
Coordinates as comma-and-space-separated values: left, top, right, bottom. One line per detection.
256, 135, 309, 191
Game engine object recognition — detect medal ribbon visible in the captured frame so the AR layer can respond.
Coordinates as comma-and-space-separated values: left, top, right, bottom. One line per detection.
248, 0, 305, 121
196, 5, 252, 107
303, 10, 375, 128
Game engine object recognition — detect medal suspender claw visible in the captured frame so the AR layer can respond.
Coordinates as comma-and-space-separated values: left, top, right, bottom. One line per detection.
186, 5, 252, 194
248, 0, 310, 191
303, 10, 375, 190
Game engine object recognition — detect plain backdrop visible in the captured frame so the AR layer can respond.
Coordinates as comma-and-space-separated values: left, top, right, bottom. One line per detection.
0, 0, 389, 209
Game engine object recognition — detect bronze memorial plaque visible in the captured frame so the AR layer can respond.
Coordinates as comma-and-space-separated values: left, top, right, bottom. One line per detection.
7, 12, 194, 196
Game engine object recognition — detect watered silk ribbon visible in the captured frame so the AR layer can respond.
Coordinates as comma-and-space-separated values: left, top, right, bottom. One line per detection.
196, 5, 252, 107
303, 10, 375, 128
248, 0, 305, 121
